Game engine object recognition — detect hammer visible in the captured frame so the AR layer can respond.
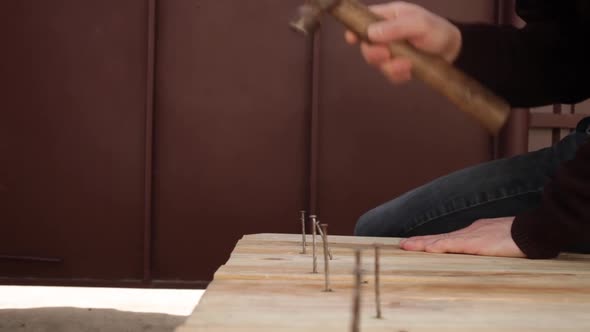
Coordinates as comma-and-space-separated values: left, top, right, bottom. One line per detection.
291, 0, 510, 134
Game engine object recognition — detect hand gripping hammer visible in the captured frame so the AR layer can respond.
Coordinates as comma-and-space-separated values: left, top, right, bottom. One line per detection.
291, 0, 510, 134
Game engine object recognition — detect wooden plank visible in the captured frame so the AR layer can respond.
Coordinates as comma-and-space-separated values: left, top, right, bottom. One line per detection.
176, 234, 590, 332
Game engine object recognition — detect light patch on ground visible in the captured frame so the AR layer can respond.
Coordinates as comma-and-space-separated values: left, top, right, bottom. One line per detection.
0, 286, 205, 316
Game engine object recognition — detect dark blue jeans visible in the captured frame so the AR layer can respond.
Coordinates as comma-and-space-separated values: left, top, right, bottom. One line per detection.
355, 118, 590, 252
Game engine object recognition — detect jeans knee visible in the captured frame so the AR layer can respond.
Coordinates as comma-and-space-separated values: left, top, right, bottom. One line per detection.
354, 209, 380, 237
355, 203, 412, 237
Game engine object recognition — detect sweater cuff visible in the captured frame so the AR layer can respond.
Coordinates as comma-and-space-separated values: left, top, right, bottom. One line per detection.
454, 24, 494, 70
511, 210, 562, 259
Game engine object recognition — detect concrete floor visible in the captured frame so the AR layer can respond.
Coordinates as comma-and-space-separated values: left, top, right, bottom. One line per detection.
0, 308, 185, 332
0, 287, 205, 332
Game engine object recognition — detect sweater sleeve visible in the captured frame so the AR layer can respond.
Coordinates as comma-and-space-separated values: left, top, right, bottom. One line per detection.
511, 139, 590, 258
453, 0, 590, 259
454, 1, 590, 108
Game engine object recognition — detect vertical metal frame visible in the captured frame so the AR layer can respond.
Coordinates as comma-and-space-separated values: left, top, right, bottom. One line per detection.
143, 0, 157, 283
495, 0, 530, 158
308, 33, 321, 216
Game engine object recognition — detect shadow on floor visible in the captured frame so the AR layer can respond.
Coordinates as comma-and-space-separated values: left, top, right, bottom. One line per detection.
0, 307, 186, 332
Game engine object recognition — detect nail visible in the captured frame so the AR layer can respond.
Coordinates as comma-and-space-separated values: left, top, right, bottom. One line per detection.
311, 215, 318, 274
321, 224, 332, 292
374, 244, 382, 319
351, 249, 362, 332
300, 211, 307, 254
316, 221, 333, 260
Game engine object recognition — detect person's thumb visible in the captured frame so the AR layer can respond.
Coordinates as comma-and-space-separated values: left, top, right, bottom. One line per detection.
368, 16, 427, 44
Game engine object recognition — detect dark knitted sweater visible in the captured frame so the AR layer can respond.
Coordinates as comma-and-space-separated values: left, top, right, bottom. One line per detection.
455, 0, 590, 258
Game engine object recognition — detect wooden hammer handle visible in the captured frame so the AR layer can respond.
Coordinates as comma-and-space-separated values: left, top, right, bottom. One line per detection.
330, 0, 510, 134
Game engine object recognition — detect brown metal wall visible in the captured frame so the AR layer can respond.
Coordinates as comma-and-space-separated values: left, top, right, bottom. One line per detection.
152, 0, 310, 282
1, 0, 507, 286
0, 1, 148, 280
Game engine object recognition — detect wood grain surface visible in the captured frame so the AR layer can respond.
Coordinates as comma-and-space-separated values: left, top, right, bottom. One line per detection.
176, 234, 590, 331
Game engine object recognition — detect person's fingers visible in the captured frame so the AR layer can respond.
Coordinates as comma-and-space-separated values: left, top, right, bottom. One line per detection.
400, 234, 439, 251
345, 30, 358, 45
400, 239, 425, 251
369, 1, 420, 19
368, 15, 430, 44
361, 43, 391, 65
425, 236, 475, 255
348, 2, 422, 44
424, 238, 467, 254
380, 58, 413, 83
424, 238, 451, 254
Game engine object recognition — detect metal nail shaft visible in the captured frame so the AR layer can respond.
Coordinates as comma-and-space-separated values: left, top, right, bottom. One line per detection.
321, 224, 332, 292
352, 249, 362, 332
374, 244, 382, 319
300, 211, 307, 254
311, 215, 318, 273
316, 221, 333, 260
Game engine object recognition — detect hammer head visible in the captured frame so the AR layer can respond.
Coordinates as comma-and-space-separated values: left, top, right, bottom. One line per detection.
290, 0, 340, 35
